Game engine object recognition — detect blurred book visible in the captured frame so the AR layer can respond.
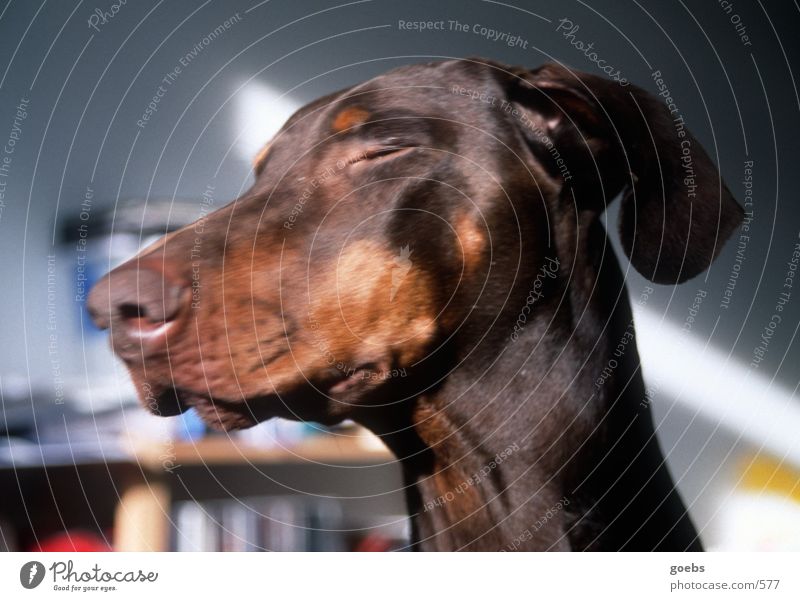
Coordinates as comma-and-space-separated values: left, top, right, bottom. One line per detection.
171, 495, 406, 551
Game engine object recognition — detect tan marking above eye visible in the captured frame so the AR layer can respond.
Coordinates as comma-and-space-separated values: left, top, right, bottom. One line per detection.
332, 106, 370, 132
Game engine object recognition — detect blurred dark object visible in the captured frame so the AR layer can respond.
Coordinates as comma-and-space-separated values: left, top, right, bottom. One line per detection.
0, 458, 143, 552
0, 384, 79, 438
0, 516, 18, 551
0, 382, 126, 464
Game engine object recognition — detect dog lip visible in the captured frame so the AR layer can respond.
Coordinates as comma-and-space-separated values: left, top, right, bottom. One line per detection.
173, 388, 262, 431
162, 383, 343, 428
124, 317, 177, 339
113, 330, 173, 362
147, 386, 191, 417
171, 388, 218, 411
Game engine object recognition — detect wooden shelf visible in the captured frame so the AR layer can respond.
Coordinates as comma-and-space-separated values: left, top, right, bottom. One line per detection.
0, 433, 397, 551
112, 433, 398, 551
125, 433, 395, 470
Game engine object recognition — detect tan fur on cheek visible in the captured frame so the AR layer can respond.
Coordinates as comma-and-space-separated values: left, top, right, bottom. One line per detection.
455, 214, 488, 275
307, 240, 437, 368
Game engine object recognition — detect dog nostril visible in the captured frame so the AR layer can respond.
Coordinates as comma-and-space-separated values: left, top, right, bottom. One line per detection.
89, 261, 189, 331
88, 260, 190, 361
119, 303, 148, 321
117, 302, 170, 335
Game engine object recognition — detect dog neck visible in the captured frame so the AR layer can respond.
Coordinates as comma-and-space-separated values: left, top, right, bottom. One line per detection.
357, 217, 701, 551
357, 306, 580, 551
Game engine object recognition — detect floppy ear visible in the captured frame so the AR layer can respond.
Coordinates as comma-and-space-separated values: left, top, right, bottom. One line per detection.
500, 62, 744, 284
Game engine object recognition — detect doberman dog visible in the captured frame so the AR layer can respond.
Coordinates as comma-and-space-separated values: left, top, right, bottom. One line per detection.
88, 59, 743, 551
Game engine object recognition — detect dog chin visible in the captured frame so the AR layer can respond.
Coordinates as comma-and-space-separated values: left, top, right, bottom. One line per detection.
137, 385, 190, 417
149, 384, 342, 431
138, 387, 252, 431
137, 373, 372, 431
184, 393, 259, 431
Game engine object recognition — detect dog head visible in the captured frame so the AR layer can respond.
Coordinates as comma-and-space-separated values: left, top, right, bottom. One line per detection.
88, 59, 742, 430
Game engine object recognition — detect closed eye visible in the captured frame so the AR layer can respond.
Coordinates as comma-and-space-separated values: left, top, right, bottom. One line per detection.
348, 145, 416, 165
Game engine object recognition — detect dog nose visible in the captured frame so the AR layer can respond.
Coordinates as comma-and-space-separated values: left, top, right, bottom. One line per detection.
88, 260, 190, 360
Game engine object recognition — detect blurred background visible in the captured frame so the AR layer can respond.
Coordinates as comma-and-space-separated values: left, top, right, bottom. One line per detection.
0, 0, 798, 551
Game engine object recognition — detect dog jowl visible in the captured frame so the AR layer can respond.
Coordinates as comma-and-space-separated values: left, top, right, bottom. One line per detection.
88, 59, 742, 550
